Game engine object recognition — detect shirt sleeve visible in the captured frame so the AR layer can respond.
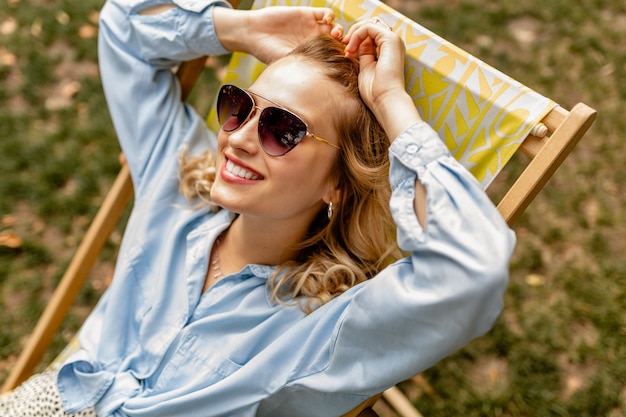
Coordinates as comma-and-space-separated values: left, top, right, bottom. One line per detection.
258, 122, 517, 416
345, 121, 516, 382
97, 0, 231, 197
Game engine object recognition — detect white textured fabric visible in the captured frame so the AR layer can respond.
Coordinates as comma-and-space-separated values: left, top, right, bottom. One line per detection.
0, 368, 96, 417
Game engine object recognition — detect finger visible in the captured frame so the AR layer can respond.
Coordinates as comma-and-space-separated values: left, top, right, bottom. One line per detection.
343, 17, 393, 42
312, 7, 335, 25
341, 19, 367, 43
311, 8, 344, 38
342, 20, 385, 45
330, 23, 344, 39
343, 22, 389, 58
369, 16, 392, 31
342, 23, 371, 57
358, 49, 377, 68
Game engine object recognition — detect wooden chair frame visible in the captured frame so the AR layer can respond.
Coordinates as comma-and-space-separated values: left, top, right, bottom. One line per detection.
1, 1, 596, 415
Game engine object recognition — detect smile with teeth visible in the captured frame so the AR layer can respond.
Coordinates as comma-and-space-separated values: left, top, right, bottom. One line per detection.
225, 159, 262, 180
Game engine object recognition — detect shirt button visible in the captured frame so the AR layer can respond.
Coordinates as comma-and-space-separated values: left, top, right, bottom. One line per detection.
407, 144, 419, 154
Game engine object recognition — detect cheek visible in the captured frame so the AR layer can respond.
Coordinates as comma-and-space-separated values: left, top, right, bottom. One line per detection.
276, 153, 335, 194
217, 131, 228, 152
215, 131, 229, 166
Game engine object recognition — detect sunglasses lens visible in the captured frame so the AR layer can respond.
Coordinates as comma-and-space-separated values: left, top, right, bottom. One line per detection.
217, 85, 253, 132
258, 107, 308, 156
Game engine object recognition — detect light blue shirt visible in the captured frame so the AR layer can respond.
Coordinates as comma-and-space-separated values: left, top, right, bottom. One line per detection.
57, 0, 516, 416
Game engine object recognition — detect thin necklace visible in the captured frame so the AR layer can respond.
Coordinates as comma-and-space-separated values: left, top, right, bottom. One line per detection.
211, 234, 223, 279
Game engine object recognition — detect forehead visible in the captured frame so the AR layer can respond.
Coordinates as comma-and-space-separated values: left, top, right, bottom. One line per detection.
249, 57, 339, 117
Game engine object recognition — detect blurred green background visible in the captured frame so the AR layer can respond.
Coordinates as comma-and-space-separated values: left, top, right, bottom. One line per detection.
1, 0, 624, 415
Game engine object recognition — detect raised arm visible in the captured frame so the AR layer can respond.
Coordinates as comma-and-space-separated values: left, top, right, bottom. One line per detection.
344, 19, 429, 225
213, 6, 342, 64
98, 0, 233, 196
98, 0, 340, 196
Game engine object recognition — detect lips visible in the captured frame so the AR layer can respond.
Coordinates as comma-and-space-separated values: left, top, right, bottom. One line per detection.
224, 159, 262, 181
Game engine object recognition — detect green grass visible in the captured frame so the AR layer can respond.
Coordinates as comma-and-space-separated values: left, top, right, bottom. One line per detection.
0, 0, 122, 370
1, 0, 624, 415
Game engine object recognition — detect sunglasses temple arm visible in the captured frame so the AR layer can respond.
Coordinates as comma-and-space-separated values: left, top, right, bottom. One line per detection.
313, 135, 340, 150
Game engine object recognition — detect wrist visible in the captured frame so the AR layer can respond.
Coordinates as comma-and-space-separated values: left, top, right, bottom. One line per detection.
375, 92, 423, 140
213, 7, 250, 53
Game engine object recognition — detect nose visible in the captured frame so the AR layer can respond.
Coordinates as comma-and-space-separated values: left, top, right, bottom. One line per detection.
225, 106, 261, 154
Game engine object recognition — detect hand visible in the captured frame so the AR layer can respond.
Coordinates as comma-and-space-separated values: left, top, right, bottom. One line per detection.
214, 6, 343, 64
342, 18, 422, 139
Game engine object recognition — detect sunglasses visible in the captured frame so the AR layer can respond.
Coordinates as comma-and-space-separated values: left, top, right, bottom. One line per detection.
216, 84, 340, 157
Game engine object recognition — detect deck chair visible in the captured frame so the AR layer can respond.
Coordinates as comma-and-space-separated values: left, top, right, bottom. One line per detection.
1, 0, 596, 415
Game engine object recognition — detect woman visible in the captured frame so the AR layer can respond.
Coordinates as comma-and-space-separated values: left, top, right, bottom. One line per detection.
1, 0, 515, 415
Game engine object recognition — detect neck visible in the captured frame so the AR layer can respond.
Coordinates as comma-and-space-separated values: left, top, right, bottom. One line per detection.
219, 213, 315, 272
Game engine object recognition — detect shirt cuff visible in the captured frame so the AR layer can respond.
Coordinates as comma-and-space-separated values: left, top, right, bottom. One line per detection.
388, 122, 450, 190
175, 0, 233, 56
389, 122, 450, 167
173, 0, 232, 14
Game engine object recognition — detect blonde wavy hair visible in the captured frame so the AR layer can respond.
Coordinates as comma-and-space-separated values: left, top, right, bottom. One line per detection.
180, 34, 402, 313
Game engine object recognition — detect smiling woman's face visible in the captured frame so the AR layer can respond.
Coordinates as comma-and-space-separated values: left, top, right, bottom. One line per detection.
210, 56, 343, 226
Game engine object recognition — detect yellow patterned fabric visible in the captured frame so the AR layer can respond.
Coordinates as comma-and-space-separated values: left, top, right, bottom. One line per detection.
207, 0, 555, 188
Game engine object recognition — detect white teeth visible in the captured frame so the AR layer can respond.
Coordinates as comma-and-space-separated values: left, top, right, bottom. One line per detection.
226, 160, 261, 180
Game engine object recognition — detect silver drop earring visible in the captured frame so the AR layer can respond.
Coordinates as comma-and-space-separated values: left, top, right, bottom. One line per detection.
327, 201, 333, 220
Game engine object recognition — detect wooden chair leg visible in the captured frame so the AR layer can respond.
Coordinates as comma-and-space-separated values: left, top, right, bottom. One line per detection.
340, 393, 383, 417
382, 386, 424, 417
357, 408, 380, 417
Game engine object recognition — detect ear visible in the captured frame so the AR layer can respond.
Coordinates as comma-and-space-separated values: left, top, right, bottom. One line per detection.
322, 180, 341, 206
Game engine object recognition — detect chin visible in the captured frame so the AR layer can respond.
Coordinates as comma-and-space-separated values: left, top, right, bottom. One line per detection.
209, 188, 241, 214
